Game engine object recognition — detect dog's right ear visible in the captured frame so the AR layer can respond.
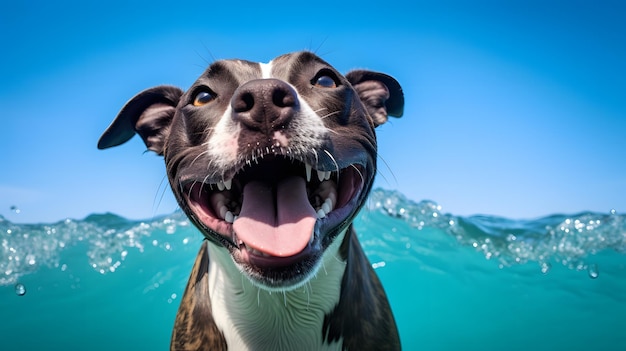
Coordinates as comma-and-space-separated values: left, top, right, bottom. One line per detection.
97, 86, 184, 155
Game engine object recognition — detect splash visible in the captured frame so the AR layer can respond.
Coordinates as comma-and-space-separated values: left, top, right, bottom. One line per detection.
367, 188, 626, 275
0, 212, 192, 286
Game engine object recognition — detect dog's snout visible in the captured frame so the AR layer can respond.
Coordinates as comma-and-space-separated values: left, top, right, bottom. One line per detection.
231, 79, 298, 131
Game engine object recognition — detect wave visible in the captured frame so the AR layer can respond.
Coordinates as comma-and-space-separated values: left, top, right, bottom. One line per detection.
0, 212, 194, 286
2, 188, 625, 286
367, 189, 626, 275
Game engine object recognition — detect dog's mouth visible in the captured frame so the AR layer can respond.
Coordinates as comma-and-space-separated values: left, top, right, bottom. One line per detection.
183, 155, 365, 288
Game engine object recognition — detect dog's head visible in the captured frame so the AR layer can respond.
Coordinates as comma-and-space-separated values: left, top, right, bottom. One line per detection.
99, 51, 403, 290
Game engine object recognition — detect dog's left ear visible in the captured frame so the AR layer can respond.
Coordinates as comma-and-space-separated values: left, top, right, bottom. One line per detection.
98, 85, 184, 155
346, 70, 404, 127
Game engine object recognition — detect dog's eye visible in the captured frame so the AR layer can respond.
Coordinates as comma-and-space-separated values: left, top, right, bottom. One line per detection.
313, 74, 338, 89
193, 90, 216, 106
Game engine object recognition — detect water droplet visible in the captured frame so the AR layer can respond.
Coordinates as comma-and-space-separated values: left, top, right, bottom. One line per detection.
15, 283, 26, 296
26, 254, 36, 266
371, 261, 386, 269
540, 262, 552, 274
588, 264, 599, 279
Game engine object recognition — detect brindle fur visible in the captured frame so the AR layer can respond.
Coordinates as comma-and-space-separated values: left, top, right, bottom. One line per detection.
170, 242, 227, 350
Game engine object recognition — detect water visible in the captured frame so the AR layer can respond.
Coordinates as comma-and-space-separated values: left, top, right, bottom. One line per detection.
1, 188, 625, 350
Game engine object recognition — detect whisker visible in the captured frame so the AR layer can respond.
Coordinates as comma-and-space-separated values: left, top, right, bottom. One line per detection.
325, 128, 340, 136
312, 149, 319, 166
189, 148, 210, 169
200, 174, 215, 195
322, 150, 339, 173
322, 149, 340, 183
186, 180, 198, 199
193, 49, 212, 67
151, 174, 170, 217
320, 110, 342, 120
350, 164, 365, 184
332, 253, 344, 264
311, 36, 329, 56
197, 41, 216, 64
305, 281, 312, 310
376, 151, 398, 187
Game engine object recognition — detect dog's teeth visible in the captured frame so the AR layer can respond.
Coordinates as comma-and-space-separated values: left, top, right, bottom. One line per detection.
245, 244, 270, 257
217, 181, 225, 191
211, 193, 226, 215
324, 197, 334, 211
219, 205, 228, 219
233, 232, 243, 246
305, 164, 312, 182
321, 201, 331, 214
317, 170, 326, 182
225, 211, 234, 223
327, 191, 337, 205
315, 196, 335, 219
316, 171, 332, 182
224, 179, 232, 190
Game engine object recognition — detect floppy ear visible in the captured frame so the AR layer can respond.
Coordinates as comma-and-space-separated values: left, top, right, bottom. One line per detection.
97, 85, 184, 155
345, 70, 404, 127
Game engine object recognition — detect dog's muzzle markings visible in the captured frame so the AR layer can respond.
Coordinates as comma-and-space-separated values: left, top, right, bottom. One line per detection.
98, 51, 404, 350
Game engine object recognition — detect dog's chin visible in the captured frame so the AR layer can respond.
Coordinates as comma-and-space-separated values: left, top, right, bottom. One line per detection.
230, 238, 323, 291
181, 156, 366, 290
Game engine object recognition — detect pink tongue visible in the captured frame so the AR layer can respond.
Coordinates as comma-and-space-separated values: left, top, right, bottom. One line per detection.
233, 176, 317, 257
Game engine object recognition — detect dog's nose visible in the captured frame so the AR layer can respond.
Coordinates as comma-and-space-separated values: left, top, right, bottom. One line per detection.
231, 79, 298, 131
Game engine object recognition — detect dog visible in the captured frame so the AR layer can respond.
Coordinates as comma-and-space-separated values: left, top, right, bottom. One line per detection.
98, 51, 404, 350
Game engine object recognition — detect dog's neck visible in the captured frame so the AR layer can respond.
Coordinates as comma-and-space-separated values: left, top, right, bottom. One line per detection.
206, 229, 348, 351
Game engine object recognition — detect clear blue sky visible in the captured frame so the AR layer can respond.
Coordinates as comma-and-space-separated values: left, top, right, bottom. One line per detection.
1, 0, 624, 223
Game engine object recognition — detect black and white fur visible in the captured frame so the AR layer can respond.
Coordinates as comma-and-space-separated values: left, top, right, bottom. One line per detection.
98, 51, 404, 350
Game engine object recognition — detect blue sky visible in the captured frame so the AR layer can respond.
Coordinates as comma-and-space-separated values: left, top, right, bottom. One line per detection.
1, 0, 625, 223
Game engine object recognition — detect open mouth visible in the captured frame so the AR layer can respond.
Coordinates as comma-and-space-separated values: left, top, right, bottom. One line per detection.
183, 155, 365, 286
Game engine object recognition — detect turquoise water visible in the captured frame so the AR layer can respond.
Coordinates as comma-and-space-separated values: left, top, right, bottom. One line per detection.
2, 188, 625, 350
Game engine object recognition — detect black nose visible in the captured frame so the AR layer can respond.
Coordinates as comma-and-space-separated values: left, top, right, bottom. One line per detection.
231, 79, 298, 131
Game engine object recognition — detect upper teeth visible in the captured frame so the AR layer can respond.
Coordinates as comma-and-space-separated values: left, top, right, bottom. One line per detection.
305, 164, 312, 182
215, 179, 232, 191
317, 169, 331, 182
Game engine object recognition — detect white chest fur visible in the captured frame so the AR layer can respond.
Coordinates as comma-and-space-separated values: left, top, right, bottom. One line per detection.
206, 231, 347, 351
